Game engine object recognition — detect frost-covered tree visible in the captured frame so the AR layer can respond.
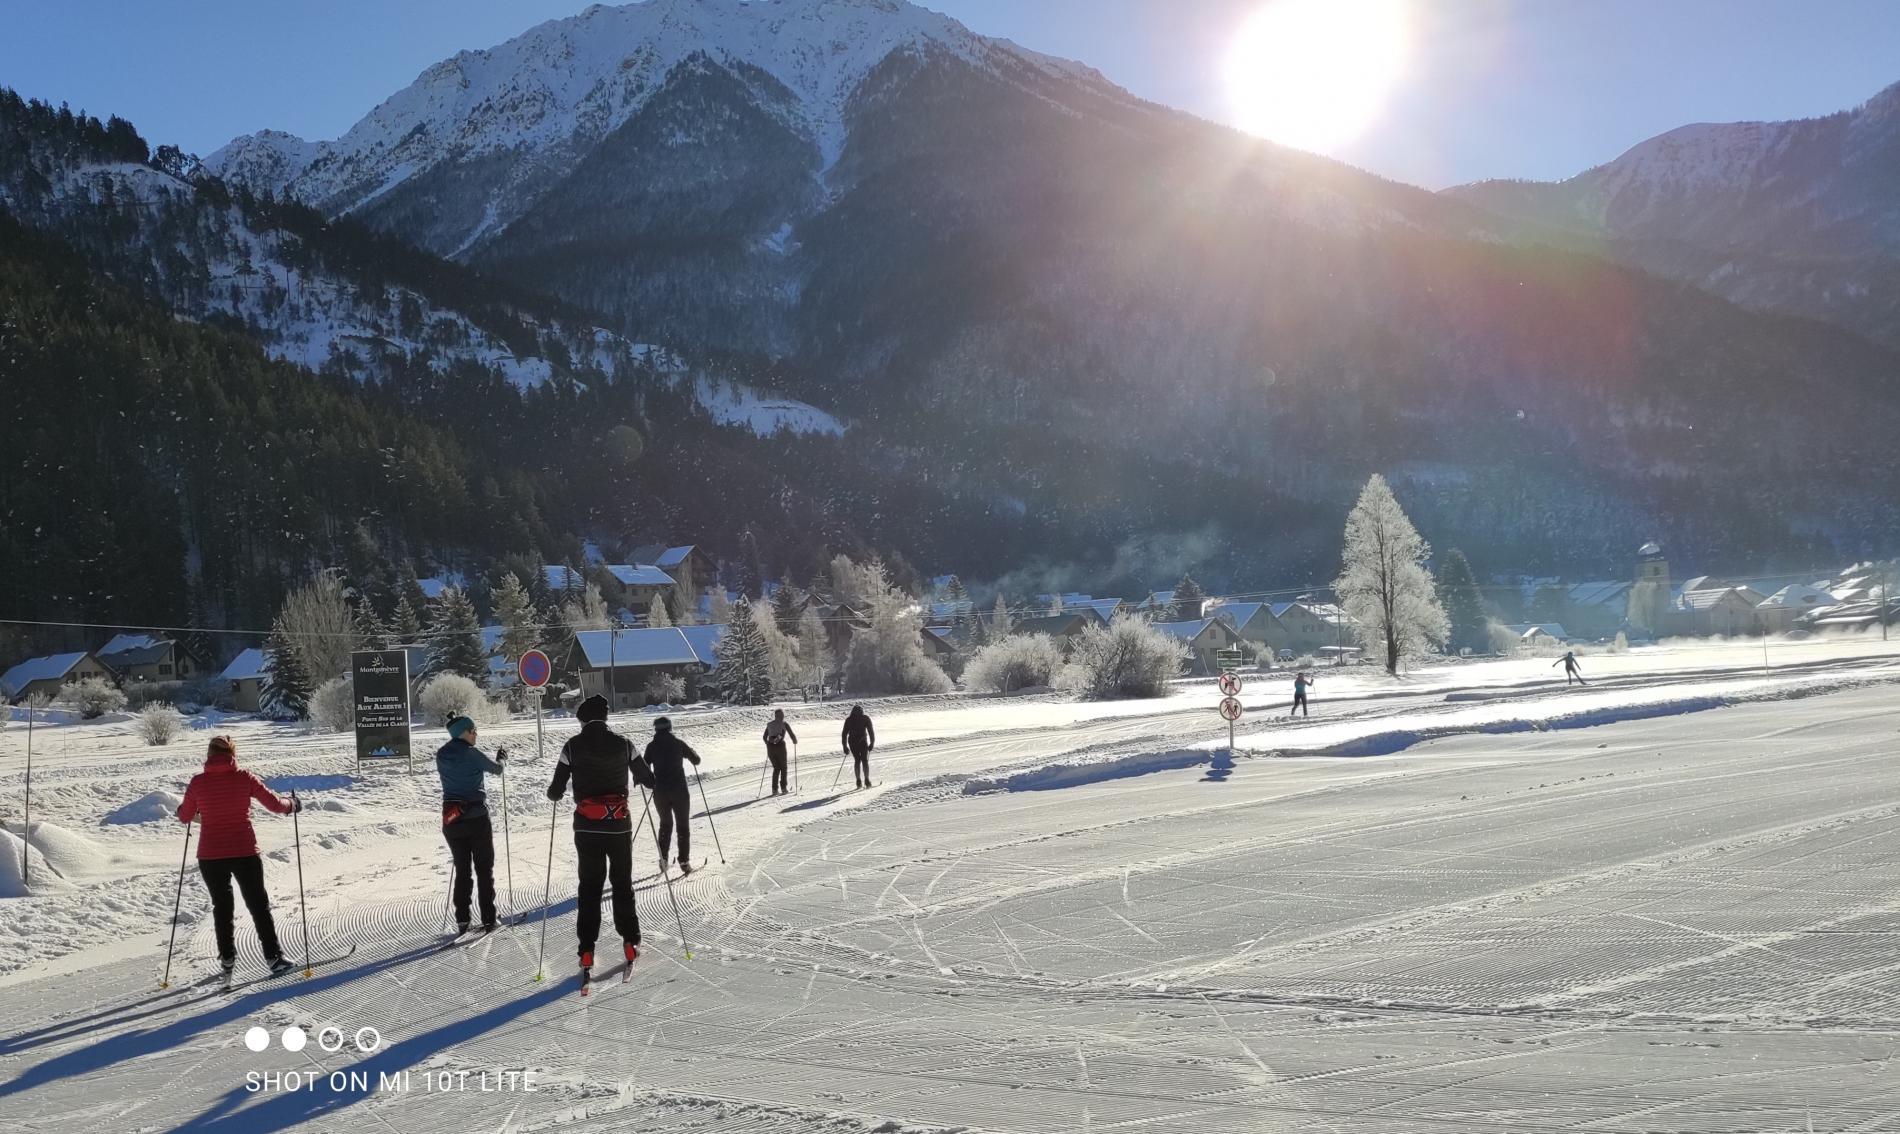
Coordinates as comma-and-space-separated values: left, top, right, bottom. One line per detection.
646, 592, 671, 627
795, 604, 834, 688
714, 597, 772, 705
261, 616, 311, 719
943, 575, 969, 604
1169, 574, 1208, 621
964, 634, 1065, 694
707, 588, 732, 626
392, 594, 425, 642
1334, 474, 1448, 675
492, 572, 540, 662
281, 570, 355, 684
843, 580, 952, 696
756, 601, 804, 690
427, 587, 487, 680
771, 574, 801, 635
1066, 617, 1187, 699
1434, 549, 1488, 655
352, 599, 389, 652
987, 594, 1012, 642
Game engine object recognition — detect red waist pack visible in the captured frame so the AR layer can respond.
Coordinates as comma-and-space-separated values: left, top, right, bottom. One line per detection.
575, 794, 630, 822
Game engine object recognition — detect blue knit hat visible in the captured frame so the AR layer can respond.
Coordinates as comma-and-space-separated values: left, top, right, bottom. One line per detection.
446, 715, 475, 741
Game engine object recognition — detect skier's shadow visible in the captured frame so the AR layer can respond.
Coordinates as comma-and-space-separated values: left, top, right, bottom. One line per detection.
696, 797, 765, 819
780, 791, 853, 813
1200, 750, 1235, 783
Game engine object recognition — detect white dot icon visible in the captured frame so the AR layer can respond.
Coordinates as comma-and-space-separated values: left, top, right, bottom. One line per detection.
243, 1026, 269, 1052
282, 1026, 307, 1052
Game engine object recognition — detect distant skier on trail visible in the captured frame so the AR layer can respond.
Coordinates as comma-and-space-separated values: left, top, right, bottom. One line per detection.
175, 735, 301, 977
763, 709, 797, 795
547, 695, 654, 981
1554, 650, 1587, 685
643, 717, 702, 874
842, 705, 875, 789
1289, 671, 1314, 718
436, 714, 506, 934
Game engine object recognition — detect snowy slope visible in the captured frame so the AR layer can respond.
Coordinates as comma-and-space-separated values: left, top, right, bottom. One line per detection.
208, 0, 1117, 238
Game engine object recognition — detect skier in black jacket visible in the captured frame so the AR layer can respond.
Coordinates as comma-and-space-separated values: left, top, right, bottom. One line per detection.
842, 705, 875, 789
547, 694, 654, 978
763, 709, 797, 795
643, 717, 702, 875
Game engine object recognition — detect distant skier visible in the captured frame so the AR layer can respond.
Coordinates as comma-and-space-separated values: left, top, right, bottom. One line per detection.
436, 714, 506, 933
1289, 671, 1314, 718
763, 709, 798, 795
1554, 650, 1587, 685
547, 695, 654, 979
175, 735, 300, 977
643, 717, 702, 874
842, 705, 876, 789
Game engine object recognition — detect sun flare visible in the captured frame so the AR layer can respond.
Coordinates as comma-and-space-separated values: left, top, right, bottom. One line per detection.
1225, 0, 1410, 153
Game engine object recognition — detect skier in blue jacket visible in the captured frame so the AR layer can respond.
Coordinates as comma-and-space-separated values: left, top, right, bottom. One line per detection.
436, 715, 507, 932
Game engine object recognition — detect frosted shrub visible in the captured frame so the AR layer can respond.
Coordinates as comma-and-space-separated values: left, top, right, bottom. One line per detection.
135, 704, 185, 745
643, 673, 686, 707
309, 676, 355, 733
417, 673, 484, 727
964, 635, 1065, 694
1487, 622, 1522, 656
175, 674, 231, 713
1069, 618, 1187, 700
61, 677, 127, 719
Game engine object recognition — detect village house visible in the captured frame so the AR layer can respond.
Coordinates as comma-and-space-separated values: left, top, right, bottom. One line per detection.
1668, 578, 1768, 637
1205, 601, 1276, 658
1503, 623, 1570, 652
1, 651, 114, 704
633, 545, 717, 594
219, 648, 270, 713
97, 633, 204, 685
1756, 584, 1841, 634
1264, 601, 1353, 657
1152, 617, 1244, 676
568, 627, 717, 709
1557, 581, 1633, 640
1008, 613, 1096, 648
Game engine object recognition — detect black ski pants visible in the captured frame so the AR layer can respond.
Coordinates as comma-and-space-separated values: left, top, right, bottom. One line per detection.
444, 813, 497, 927
199, 854, 282, 963
1290, 692, 1308, 717
767, 742, 789, 793
849, 743, 871, 786
654, 788, 692, 867
574, 830, 638, 957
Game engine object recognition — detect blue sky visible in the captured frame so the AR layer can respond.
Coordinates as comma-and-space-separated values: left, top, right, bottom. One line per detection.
4, 0, 1896, 188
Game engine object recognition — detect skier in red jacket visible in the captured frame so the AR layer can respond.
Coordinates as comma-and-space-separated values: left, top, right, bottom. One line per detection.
176, 735, 301, 976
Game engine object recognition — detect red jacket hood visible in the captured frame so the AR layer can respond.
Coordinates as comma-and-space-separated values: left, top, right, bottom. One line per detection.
204, 751, 238, 772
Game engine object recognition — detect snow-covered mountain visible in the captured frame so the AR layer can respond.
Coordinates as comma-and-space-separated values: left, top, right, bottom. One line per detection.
1448, 80, 1900, 348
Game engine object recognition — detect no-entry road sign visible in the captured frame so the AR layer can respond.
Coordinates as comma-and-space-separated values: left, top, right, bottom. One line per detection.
518, 649, 552, 689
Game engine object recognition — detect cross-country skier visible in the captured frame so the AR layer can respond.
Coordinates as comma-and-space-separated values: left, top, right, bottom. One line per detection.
174, 735, 300, 977
436, 715, 506, 933
842, 705, 875, 789
1289, 671, 1313, 718
1554, 651, 1587, 685
763, 709, 798, 795
643, 717, 702, 874
547, 694, 654, 981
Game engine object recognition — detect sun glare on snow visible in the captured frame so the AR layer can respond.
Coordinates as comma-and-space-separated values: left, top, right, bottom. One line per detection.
1224, 0, 1410, 154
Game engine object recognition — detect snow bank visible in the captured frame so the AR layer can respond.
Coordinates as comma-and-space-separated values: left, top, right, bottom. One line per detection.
102, 790, 184, 826
0, 831, 71, 897
962, 749, 1211, 795
2, 821, 110, 880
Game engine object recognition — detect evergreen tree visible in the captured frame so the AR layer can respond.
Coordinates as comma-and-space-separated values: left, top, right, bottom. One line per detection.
944, 575, 969, 604
989, 594, 1012, 641
261, 616, 311, 719
392, 593, 425, 642
1334, 474, 1449, 674
1170, 574, 1208, 621
398, 563, 430, 625
1434, 549, 1488, 655
646, 592, 671, 627
708, 588, 732, 625
427, 586, 487, 680
353, 599, 390, 651
739, 528, 766, 599
795, 604, 834, 689
493, 572, 540, 661
772, 573, 801, 635
714, 597, 772, 705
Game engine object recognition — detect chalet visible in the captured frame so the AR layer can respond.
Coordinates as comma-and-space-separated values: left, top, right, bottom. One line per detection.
1134, 590, 1175, 617
1560, 581, 1633, 640
920, 625, 960, 664
1264, 601, 1352, 656
569, 627, 712, 710
634, 545, 717, 592
1756, 584, 1841, 634
1669, 583, 1767, 637
1153, 618, 1243, 676
2, 651, 113, 704
1206, 601, 1274, 655
1008, 613, 1095, 647
97, 633, 204, 685
605, 564, 679, 609
219, 648, 269, 713
1504, 623, 1569, 651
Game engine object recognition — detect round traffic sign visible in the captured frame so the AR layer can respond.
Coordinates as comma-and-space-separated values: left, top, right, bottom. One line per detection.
1218, 696, 1243, 722
1218, 671, 1242, 696
518, 649, 552, 688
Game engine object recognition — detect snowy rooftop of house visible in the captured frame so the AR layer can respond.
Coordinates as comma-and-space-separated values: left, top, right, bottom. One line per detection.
1209, 602, 1266, 628
677, 624, 725, 668
1072, 598, 1123, 621
927, 625, 955, 640
219, 648, 269, 682
1151, 618, 1221, 642
1010, 614, 1091, 637
1567, 581, 1631, 607
1138, 590, 1175, 610
1637, 541, 1664, 558
1506, 623, 1569, 640
607, 564, 676, 588
654, 546, 696, 570
99, 633, 164, 657
1758, 584, 1839, 609
1674, 586, 1766, 611
930, 600, 975, 622
1, 652, 89, 697
417, 577, 454, 599
573, 628, 702, 669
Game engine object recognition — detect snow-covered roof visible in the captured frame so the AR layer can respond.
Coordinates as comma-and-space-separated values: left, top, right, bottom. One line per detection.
1138, 590, 1175, 610
99, 633, 163, 657
927, 625, 954, 640
1567, 581, 1631, 607
1, 652, 89, 698
1758, 584, 1839, 610
1151, 618, 1228, 643
1674, 586, 1767, 611
1505, 623, 1569, 640
1637, 541, 1664, 558
1209, 602, 1267, 630
98, 633, 175, 668
417, 576, 454, 599
219, 648, 269, 682
544, 565, 584, 592
654, 546, 697, 570
677, 624, 725, 669
930, 600, 975, 622
573, 628, 702, 669
1073, 598, 1123, 622
1010, 614, 1091, 637
607, 564, 676, 588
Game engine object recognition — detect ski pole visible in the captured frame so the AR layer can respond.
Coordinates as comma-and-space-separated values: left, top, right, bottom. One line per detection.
755, 758, 769, 799
21, 700, 33, 888
793, 742, 800, 793
499, 747, 514, 916
694, 771, 726, 864
159, 818, 193, 989
830, 750, 851, 791
638, 787, 692, 960
291, 792, 312, 977
535, 799, 556, 979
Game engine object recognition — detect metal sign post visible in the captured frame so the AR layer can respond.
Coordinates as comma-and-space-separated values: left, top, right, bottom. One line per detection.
1218, 671, 1243, 757
519, 649, 552, 767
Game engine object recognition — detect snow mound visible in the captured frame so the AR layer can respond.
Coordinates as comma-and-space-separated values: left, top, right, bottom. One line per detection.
103, 790, 184, 826
963, 749, 1211, 795
3, 821, 110, 880
0, 830, 72, 897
